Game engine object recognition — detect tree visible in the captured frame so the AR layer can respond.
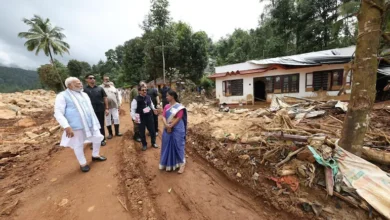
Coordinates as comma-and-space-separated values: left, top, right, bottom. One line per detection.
67, 59, 91, 78
18, 15, 70, 90
149, 0, 171, 83
339, 0, 385, 155
123, 37, 148, 85
37, 60, 69, 92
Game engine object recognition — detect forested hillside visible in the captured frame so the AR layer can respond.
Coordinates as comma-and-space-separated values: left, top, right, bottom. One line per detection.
0, 66, 41, 93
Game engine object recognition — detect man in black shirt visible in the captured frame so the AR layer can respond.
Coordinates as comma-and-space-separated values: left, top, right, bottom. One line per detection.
161, 84, 169, 108
147, 85, 160, 136
84, 74, 109, 146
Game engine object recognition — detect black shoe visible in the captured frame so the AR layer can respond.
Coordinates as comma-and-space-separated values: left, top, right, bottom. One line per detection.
114, 125, 123, 136
80, 165, 90, 172
92, 156, 107, 162
133, 136, 141, 142
107, 126, 113, 139
152, 144, 159, 148
142, 146, 147, 151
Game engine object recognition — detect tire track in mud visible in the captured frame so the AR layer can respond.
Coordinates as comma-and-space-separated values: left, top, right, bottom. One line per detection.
119, 116, 284, 220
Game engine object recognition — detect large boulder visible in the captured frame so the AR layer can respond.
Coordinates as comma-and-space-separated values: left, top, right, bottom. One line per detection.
0, 109, 16, 120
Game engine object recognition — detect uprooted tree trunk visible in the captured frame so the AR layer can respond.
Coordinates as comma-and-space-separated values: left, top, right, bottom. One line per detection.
339, 0, 385, 156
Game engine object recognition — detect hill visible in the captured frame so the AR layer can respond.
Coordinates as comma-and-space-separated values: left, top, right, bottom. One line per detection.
0, 66, 41, 93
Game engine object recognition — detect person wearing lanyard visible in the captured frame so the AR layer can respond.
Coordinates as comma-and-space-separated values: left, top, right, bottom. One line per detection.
131, 85, 159, 151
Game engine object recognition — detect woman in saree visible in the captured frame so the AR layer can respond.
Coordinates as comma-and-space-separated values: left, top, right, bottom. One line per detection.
159, 90, 188, 174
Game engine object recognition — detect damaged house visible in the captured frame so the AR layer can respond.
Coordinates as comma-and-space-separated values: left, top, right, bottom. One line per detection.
210, 46, 390, 104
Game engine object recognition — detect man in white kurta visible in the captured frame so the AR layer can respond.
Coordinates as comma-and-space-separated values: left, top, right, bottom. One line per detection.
101, 77, 122, 139
54, 77, 107, 172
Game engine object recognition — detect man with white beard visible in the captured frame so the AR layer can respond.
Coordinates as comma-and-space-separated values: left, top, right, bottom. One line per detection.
54, 77, 107, 172
101, 76, 123, 139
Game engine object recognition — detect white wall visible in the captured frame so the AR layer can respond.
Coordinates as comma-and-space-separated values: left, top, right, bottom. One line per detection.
215, 63, 350, 104
215, 62, 264, 73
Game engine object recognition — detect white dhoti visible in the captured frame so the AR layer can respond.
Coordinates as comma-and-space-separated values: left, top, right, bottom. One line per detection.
105, 108, 120, 125
60, 129, 104, 166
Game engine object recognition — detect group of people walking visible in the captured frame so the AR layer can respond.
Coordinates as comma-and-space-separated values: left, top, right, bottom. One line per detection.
54, 76, 187, 174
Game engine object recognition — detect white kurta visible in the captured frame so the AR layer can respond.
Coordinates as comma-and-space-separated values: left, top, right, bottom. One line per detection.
54, 91, 104, 165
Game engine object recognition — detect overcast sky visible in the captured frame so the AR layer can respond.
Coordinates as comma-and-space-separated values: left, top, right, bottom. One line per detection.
0, 0, 264, 70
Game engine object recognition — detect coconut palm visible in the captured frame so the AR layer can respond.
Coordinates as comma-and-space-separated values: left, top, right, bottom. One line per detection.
18, 15, 70, 90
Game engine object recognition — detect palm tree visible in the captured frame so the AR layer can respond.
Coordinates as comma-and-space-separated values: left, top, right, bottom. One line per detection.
18, 15, 70, 90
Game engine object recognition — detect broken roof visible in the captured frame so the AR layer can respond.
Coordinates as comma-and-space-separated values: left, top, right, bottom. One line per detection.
249, 46, 355, 66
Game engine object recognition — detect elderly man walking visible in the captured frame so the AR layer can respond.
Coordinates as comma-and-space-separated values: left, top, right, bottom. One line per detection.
101, 76, 123, 139
54, 77, 107, 172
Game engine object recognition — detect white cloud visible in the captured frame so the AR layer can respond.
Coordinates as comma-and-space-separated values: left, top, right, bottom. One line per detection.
0, 0, 264, 69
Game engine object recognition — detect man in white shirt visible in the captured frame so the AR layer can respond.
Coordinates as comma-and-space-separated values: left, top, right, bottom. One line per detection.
54, 77, 107, 172
131, 85, 159, 151
101, 76, 123, 139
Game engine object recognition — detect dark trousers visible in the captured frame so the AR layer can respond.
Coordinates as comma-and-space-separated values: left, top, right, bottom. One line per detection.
139, 114, 156, 147
153, 114, 158, 132
95, 111, 106, 141
133, 120, 140, 138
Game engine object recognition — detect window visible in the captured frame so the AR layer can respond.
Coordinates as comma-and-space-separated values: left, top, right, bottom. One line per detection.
265, 77, 274, 93
223, 79, 243, 96
307, 69, 344, 91
263, 74, 299, 94
274, 76, 281, 90
313, 71, 329, 91
281, 74, 299, 93
331, 70, 343, 86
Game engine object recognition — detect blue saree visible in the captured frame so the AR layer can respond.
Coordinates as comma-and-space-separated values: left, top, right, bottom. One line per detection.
159, 103, 188, 171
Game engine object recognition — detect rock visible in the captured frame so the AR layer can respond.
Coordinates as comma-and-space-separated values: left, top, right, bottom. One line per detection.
0, 109, 16, 120
252, 172, 260, 181
25, 132, 39, 139
236, 173, 242, 178
58, 199, 69, 207
15, 117, 36, 128
20, 108, 44, 116
88, 206, 95, 212
50, 178, 57, 182
138, 201, 143, 205
297, 148, 315, 163
0, 199, 19, 215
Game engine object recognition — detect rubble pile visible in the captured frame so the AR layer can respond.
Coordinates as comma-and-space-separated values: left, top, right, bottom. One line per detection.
0, 89, 61, 216
0, 89, 56, 120
186, 96, 390, 219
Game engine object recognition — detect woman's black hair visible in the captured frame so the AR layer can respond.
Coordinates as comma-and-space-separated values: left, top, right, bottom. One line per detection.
167, 90, 179, 103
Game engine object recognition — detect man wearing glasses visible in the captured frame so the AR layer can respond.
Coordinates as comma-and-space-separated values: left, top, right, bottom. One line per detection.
130, 85, 159, 151
84, 74, 109, 146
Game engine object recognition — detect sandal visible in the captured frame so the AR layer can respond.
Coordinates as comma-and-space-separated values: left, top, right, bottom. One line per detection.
178, 164, 186, 174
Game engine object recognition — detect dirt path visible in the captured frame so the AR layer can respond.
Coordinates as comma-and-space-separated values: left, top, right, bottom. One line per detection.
9, 118, 132, 220
7, 104, 286, 220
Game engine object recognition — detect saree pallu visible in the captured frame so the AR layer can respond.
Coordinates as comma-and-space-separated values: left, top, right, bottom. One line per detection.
159, 103, 187, 171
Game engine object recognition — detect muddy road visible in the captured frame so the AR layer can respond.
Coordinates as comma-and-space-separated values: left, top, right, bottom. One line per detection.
4, 104, 287, 220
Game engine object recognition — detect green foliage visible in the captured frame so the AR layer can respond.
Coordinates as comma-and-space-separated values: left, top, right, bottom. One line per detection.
18, 15, 70, 58
18, 15, 70, 90
0, 66, 42, 93
37, 60, 69, 92
199, 76, 214, 91
67, 59, 91, 78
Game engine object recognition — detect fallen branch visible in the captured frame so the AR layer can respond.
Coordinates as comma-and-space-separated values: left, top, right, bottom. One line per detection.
261, 132, 309, 142
259, 125, 312, 136
328, 115, 343, 124
275, 147, 305, 168
362, 147, 390, 165
116, 196, 128, 212
284, 95, 322, 104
